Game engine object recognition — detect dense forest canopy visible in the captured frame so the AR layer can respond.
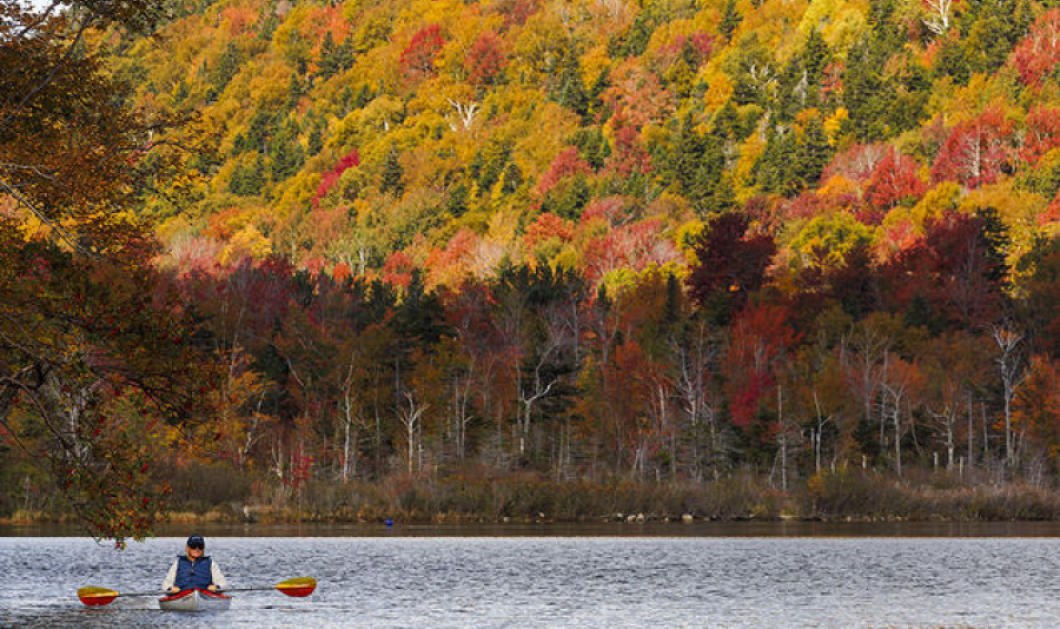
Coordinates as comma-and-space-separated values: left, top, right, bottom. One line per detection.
3, 0, 1060, 540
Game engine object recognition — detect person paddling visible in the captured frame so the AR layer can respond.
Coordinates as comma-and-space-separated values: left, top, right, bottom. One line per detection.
162, 535, 229, 594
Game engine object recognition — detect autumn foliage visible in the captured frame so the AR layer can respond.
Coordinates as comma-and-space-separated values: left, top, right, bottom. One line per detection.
6, 0, 1060, 534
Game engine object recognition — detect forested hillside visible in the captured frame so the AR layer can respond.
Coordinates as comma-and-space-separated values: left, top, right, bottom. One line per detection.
4, 0, 1060, 536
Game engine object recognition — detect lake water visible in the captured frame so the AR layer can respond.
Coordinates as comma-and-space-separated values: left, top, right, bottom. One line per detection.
2, 524, 1059, 628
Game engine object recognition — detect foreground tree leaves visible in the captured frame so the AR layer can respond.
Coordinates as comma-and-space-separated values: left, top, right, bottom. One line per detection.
1, 0, 216, 545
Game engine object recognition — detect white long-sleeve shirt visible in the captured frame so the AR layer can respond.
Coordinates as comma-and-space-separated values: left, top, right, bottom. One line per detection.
162, 557, 229, 590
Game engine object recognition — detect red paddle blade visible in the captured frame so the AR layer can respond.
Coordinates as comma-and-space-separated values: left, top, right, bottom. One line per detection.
275, 577, 316, 597
78, 587, 118, 606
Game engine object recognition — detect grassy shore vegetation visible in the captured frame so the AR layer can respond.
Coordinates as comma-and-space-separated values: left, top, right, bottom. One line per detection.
6, 464, 1060, 527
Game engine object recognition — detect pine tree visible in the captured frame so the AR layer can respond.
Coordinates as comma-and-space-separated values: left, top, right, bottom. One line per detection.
380, 146, 404, 195
975, 206, 1011, 284
270, 121, 304, 181
690, 140, 726, 216
663, 113, 706, 193
474, 139, 513, 191
794, 116, 831, 188
801, 29, 830, 90
245, 110, 275, 154
394, 270, 448, 346
551, 51, 590, 117
286, 73, 303, 110
712, 100, 742, 142
316, 31, 338, 80
307, 122, 324, 156
756, 124, 799, 195
545, 176, 591, 220
574, 127, 610, 169
213, 42, 240, 90
610, 11, 654, 58
501, 161, 523, 194
446, 182, 469, 217
228, 161, 247, 194
246, 154, 266, 194
172, 79, 189, 103
843, 38, 890, 141
719, 0, 742, 40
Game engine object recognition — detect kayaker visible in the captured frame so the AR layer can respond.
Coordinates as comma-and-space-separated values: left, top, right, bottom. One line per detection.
162, 534, 229, 594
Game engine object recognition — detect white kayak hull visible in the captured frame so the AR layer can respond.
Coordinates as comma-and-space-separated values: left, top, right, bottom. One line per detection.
159, 589, 232, 612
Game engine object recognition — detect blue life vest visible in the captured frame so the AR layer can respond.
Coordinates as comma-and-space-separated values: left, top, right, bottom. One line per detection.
174, 555, 213, 590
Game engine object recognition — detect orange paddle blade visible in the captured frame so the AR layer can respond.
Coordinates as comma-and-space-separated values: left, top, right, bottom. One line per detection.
275, 577, 316, 597
78, 587, 118, 606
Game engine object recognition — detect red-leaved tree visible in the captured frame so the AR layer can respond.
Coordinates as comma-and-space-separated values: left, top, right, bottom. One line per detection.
1021, 106, 1060, 165
687, 213, 777, 318
312, 149, 360, 207
1008, 9, 1060, 87
401, 24, 446, 79
535, 146, 592, 196
723, 303, 800, 430
465, 32, 507, 88
604, 107, 653, 177
523, 212, 574, 249
931, 107, 1013, 188
864, 149, 927, 211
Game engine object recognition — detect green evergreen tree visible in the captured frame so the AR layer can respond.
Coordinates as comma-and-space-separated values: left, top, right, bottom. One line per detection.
394, 270, 448, 346
574, 127, 610, 169
246, 154, 266, 195
794, 116, 832, 188
975, 206, 1011, 284
689, 140, 727, 216
935, 38, 971, 85
712, 100, 742, 141
756, 125, 799, 195
212, 42, 240, 90
726, 36, 774, 108
380, 146, 404, 195
307, 122, 324, 156
800, 29, 830, 89
353, 84, 373, 109
551, 51, 590, 117
245, 110, 276, 154
588, 67, 611, 116
610, 11, 654, 58
227, 161, 247, 194
545, 176, 591, 220
317, 31, 337, 79
719, 0, 742, 40
270, 120, 304, 181
286, 73, 303, 110
843, 38, 890, 141
474, 139, 513, 191
172, 79, 189, 103
446, 182, 469, 217
662, 113, 706, 193
501, 161, 523, 194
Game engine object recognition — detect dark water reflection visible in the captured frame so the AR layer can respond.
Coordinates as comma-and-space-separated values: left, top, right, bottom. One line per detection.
6, 519, 1060, 538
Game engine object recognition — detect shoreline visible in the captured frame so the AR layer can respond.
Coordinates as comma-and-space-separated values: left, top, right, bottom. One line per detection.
6, 471, 1060, 534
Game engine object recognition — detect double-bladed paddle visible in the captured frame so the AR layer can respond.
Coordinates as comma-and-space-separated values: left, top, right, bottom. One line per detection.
77, 577, 317, 606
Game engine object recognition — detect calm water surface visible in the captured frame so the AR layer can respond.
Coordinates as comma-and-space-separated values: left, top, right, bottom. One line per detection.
2, 525, 1059, 628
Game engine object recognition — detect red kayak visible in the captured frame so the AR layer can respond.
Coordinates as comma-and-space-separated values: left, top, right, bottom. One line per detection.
158, 589, 232, 612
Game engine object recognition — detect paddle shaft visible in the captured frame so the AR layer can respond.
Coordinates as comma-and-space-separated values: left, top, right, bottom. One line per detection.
105, 590, 162, 599
79, 577, 315, 606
